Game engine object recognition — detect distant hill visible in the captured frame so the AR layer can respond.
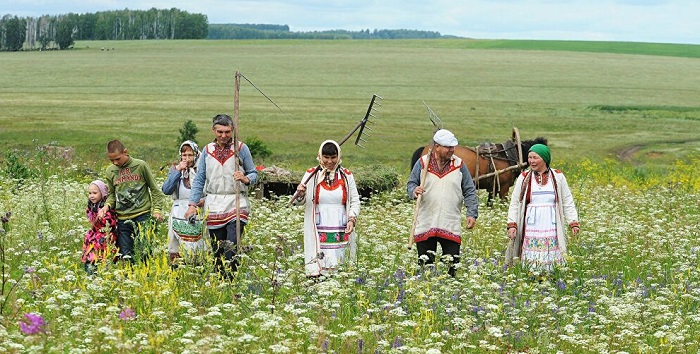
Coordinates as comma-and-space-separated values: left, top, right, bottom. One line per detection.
208, 23, 446, 40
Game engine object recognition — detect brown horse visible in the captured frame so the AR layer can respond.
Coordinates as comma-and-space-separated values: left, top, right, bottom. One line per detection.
410, 136, 548, 205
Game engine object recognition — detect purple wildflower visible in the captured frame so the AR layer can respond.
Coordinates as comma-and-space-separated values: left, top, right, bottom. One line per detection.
396, 289, 406, 303
393, 268, 406, 282
19, 313, 46, 335
357, 338, 363, 353
119, 307, 136, 321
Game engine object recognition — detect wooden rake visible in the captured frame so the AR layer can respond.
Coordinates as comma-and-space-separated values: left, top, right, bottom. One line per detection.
288, 94, 383, 206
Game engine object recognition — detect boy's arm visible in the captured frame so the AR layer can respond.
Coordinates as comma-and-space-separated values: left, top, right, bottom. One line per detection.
142, 162, 166, 217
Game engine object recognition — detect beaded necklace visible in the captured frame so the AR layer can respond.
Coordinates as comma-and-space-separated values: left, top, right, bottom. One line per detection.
534, 170, 549, 186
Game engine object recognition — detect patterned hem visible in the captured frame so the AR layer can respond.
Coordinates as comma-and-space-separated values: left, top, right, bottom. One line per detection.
320, 243, 350, 250
521, 250, 564, 272
414, 228, 461, 244
207, 211, 249, 227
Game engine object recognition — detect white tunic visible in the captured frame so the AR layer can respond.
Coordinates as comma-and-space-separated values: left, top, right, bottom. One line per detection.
202, 141, 250, 229
413, 155, 465, 244
297, 168, 360, 277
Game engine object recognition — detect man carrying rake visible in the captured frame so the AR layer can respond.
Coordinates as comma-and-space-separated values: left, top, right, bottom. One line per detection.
185, 114, 258, 280
407, 129, 478, 277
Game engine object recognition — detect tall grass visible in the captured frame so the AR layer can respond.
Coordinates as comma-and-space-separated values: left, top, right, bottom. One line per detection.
1, 151, 699, 352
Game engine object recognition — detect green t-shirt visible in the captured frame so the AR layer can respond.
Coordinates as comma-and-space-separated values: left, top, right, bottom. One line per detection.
104, 156, 165, 220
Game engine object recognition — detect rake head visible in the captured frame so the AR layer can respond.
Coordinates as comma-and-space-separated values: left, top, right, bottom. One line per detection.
422, 101, 443, 133
354, 94, 383, 148
339, 94, 383, 147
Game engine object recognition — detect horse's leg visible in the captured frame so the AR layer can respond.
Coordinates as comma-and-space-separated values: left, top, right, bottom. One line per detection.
499, 182, 510, 201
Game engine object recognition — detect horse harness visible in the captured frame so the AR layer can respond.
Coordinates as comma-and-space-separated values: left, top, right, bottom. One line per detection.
471, 139, 523, 195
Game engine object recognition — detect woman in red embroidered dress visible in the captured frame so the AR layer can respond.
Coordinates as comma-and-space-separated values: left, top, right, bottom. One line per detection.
294, 140, 360, 278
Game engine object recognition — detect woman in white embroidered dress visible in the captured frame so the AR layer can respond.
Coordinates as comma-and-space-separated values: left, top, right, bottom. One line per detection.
294, 140, 360, 278
506, 144, 580, 272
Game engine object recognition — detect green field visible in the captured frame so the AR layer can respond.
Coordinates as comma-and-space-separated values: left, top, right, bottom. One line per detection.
3, 39, 700, 353
1, 39, 699, 175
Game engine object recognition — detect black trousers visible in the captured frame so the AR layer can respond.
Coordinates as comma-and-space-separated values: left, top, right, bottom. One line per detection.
416, 237, 461, 277
209, 220, 245, 279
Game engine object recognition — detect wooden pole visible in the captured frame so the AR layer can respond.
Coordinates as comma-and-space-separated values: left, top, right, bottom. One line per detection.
234, 71, 241, 253
475, 161, 527, 180
408, 144, 433, 250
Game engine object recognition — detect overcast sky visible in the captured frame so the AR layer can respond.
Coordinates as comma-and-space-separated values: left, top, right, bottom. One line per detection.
4, 0, 699, 44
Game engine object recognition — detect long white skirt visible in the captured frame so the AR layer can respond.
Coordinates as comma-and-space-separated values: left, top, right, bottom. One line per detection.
521, 180, 563, 272
305, 183, 351, 276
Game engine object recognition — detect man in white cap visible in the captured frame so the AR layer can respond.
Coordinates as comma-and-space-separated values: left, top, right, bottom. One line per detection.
407, 129, 478, 277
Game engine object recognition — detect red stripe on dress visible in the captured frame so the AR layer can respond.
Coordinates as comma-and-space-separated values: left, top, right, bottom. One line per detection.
414, 228, 461, 244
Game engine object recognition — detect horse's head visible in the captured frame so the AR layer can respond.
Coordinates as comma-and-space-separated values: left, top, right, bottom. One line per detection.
519, 137, 548, 163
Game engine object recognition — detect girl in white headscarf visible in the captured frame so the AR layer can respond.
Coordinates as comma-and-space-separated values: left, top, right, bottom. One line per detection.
162, 140, 208, 263
294, 140, 361, 277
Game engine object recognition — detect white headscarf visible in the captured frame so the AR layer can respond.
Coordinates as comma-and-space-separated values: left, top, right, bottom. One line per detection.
316, 139, 342, 177
179, 140, 199, 179
179, 140, 199, 164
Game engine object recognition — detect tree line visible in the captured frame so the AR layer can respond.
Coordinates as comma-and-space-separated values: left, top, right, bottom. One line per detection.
208, 24, 445, 40
1, 10, 449, 51
0, 8, 207, 51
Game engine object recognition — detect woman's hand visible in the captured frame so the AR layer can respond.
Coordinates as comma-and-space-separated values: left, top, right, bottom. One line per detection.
345, 217, 356, 233
294, 183, 307, 201
345, 220, 355, 233
176, 160, 188, 172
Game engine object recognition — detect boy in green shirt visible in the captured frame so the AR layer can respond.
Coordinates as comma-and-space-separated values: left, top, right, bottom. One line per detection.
98, 140, 165, 262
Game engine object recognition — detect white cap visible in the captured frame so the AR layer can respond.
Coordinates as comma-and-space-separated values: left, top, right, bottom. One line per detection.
433, 129, 458, 147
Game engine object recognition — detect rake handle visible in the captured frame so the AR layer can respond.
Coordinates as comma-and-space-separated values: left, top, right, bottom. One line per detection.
288, 167, 322, 206
408, 144, 433, 250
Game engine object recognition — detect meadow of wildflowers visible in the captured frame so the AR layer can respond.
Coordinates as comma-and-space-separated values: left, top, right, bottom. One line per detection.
1, 156, 700, 353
